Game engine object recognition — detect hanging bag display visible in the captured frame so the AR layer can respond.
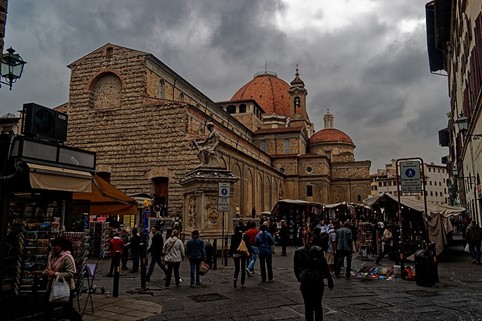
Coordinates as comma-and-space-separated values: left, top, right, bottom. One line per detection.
49, 274, 70, 303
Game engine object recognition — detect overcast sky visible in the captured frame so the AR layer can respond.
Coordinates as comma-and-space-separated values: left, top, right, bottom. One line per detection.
1, 0, 449, 173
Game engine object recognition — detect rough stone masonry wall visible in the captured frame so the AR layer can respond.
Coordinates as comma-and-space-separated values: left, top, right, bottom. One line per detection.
66, 45, 200, 215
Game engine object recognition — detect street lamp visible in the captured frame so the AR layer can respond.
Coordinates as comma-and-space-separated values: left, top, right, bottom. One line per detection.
1, 47, 26, 90
455, 113, 482, 139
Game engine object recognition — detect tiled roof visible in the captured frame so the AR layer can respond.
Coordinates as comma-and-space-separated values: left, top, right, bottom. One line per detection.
309, 128, 353, 145
231, 73, 291, 116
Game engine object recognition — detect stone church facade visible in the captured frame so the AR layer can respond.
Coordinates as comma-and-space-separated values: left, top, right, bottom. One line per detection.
61, 43, 371, 221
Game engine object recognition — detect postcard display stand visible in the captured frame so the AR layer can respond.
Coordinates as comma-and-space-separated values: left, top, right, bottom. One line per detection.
89, 221, 111, 259
4, 197, 62, 296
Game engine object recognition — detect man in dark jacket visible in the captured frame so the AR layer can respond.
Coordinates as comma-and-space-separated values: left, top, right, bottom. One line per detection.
146, 225, 167, 282
334, 221, 353, 278
294, 230, 334, 321
129, 228, 141, 273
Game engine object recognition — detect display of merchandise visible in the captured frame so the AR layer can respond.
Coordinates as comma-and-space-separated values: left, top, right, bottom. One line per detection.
89, 222, 111, 258
357, 222, 374, 260
4, 197, 62, 296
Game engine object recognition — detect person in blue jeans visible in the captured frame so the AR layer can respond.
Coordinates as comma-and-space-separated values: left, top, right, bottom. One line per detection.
334, 221, 353, 278
245, 221, 259, 275
255, 222, 275, 282
185, 229, 205, 287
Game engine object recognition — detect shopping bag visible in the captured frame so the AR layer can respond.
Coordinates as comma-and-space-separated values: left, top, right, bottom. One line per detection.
49, 275, 70, 303
199, 261, 210, 275
160, 257, 167, 267
464, 243, 470, 253
237, 239, 250, 256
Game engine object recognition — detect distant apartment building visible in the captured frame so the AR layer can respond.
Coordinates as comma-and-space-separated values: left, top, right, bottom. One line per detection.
371, 160, 449, 205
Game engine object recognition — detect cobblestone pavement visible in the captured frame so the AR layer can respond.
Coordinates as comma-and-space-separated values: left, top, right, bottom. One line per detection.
86, 239, 482, 321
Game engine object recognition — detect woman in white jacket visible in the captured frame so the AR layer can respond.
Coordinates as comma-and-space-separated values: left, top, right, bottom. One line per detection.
163, 229, 185, 287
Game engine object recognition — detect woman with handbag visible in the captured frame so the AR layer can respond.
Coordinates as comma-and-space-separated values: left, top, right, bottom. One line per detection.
44, 237, 83, 321
163, 229, 185, 287
230, 225, 249, 288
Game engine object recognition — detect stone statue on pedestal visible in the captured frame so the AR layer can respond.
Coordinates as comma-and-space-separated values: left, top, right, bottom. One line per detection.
192, 122, 221, 166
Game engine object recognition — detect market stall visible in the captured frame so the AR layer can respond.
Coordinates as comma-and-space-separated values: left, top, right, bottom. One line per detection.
270, 199, 323, 245
364, 193, 465, 256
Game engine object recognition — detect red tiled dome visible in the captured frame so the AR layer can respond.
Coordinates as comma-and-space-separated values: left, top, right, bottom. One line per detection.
309, 128, 353, 145
231, 72, 291, 116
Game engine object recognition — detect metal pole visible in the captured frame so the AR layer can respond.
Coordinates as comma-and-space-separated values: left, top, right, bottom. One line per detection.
140, 242, 147, 290
221, 211, 225, 266
224, 236, 228, 266
395, 160, 404, 279
113, 251, 120, 297
212, 239, 218, 270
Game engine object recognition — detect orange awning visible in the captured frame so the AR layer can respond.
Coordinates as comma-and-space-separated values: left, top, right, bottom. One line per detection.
73, 176, 137, 216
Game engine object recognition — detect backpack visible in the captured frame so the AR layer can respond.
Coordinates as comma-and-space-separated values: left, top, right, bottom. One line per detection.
321, 231, 334, 252
299, 247, 323, 282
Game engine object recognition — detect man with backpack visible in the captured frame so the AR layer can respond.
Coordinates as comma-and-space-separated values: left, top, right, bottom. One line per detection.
294, 229, 334, 321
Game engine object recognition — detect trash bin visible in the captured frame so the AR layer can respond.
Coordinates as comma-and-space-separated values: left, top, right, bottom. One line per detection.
415, 249, 436, 287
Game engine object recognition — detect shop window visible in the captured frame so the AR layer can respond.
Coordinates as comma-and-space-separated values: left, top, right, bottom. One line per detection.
239, 104, 246, 113
227, 105, 236, 114
307, 185, 313, 197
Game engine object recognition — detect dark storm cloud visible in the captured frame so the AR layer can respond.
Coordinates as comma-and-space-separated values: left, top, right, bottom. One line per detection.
1, 0, 449, 172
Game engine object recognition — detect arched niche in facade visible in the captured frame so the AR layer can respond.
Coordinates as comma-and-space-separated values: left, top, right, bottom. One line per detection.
89, 72, 122, 110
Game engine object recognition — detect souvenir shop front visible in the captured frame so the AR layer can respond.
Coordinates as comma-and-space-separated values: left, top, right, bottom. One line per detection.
0, 134, 96, 304
72, 175, 137, 258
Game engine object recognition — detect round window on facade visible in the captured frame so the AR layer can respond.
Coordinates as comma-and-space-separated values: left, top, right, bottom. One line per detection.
279, 167, 286, 174
305, 166, 313, 174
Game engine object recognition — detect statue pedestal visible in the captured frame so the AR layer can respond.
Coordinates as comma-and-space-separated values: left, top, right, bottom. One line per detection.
180, 166, 238, 239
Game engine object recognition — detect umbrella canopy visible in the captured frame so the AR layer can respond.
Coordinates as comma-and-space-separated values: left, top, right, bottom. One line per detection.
73, 175, 137, 216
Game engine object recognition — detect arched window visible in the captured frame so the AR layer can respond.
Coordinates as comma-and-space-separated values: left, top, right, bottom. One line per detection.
306, 185, 313, 197
179, 92, 185, 102
260, 140, 267, 152
283, 140, 290, 154
239, 104, 247, 113
227, 105, 236, 114
106, 47, 114, 59
159, 79, 165, 98
294, 96, 301, 108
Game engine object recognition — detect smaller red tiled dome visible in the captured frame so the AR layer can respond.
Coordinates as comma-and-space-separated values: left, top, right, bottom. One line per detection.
309, 128, 353, 145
